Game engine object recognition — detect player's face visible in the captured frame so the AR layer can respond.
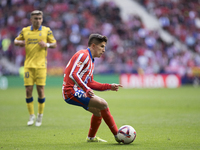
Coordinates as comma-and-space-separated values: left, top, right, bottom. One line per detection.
93, 41, 106, 58
31, 14, 43, 29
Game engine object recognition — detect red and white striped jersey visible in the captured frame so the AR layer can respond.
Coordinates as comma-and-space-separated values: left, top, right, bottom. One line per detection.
62, 48, 111, 100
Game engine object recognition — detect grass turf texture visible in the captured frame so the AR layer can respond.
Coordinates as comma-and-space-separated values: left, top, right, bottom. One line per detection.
0, 86, 200, 150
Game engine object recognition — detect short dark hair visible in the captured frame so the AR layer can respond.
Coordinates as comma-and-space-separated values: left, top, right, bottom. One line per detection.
31, 10, 43, 16
88, 34, 107, 46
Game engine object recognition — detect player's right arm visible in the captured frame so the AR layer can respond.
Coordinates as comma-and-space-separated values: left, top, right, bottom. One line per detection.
69, 52, 91, 92
14, 39, 25, 47
14, 29, 25, 47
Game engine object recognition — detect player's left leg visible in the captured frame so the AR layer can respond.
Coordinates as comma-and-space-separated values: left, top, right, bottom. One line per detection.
35, 85, 45, 126
36, 85, 45, 113
35, 68, 46, 126
100, 107, 120, 143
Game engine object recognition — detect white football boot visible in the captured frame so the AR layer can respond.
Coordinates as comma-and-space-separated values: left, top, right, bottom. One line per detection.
35, 113, 43, 127
27, 114, 35, 126
86, 137, 107, 142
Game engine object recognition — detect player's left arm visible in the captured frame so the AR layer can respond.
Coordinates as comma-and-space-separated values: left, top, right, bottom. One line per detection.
38, 28, 57, 48
110, 83, 123, 91
38, 40, 57, 48
88, 75, 122, 91
88, 79, 111, 91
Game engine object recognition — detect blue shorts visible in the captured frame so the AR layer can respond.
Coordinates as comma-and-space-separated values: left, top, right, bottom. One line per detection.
65, 89, 90, 110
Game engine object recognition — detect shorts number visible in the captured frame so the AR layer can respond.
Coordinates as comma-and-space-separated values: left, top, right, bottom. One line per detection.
74, 90, 85, 98
25, 72, 29, 78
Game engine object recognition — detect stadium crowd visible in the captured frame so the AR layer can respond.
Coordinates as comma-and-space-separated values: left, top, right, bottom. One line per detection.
0, 0, 200, 80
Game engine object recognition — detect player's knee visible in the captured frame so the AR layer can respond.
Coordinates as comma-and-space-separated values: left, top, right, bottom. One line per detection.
26, 97, 33, 103
93, 108, 101, 116
26, 88, 32, 97
37, 86, 45, 98
38, 97, 45, 103
88, 107, 101, 116
99, 98, 108, 110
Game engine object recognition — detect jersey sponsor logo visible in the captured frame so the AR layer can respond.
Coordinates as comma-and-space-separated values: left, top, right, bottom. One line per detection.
27, 38, 38, 45
77, 61, 83, 67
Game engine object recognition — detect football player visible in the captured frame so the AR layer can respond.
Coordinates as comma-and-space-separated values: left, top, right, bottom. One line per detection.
14, 10, 57, 126
62, 33, 122, 142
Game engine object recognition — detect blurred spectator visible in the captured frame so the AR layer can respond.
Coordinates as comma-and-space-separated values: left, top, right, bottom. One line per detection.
0, 0, 199, 79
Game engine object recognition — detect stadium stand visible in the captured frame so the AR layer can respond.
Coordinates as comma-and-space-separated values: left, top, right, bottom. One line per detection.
0, 0, 199, 83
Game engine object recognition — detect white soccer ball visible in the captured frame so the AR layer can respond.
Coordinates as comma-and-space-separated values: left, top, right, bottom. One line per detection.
117, 125, 136, 144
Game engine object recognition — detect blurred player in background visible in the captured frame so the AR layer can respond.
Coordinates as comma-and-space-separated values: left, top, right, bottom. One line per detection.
14, 10, 57, 126
62, 33, 122, 142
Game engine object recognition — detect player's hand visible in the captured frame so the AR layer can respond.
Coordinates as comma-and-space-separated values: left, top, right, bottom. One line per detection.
15, 40, 25, 47
111, 84, 123, 91
86, 89, 94, 98
38, 40, 47, 48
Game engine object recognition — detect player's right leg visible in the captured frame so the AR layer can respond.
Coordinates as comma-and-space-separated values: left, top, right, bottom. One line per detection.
63, 89, 107, 142
86, 107, 107, 142
24, 68, 35, 126
25, 86, 35, 125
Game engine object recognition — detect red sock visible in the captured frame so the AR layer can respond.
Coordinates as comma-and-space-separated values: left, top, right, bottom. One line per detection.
88, 115, 102, 138
101, 108, 118, 135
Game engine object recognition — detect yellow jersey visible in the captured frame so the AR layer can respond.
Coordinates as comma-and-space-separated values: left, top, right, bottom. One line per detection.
15, 25, 56, 68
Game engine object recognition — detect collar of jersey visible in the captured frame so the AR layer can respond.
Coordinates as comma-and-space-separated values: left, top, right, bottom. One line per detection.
87, 48, 94, 62
30, 25, 42, 31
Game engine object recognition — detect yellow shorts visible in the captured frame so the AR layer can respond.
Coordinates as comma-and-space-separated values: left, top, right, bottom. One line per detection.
24, 68, 47, 86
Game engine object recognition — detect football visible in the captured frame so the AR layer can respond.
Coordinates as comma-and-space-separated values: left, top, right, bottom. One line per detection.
117, 125, 136, 144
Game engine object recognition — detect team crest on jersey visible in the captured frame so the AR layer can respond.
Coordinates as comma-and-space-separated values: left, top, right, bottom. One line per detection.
39, 32, 41, 36
77, 61, 83, 67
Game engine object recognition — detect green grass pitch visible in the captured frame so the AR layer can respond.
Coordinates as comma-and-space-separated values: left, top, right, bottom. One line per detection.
0, 86, 200, 150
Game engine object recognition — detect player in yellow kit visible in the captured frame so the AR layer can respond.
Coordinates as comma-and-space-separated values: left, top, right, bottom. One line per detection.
14, 10, 57, 126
